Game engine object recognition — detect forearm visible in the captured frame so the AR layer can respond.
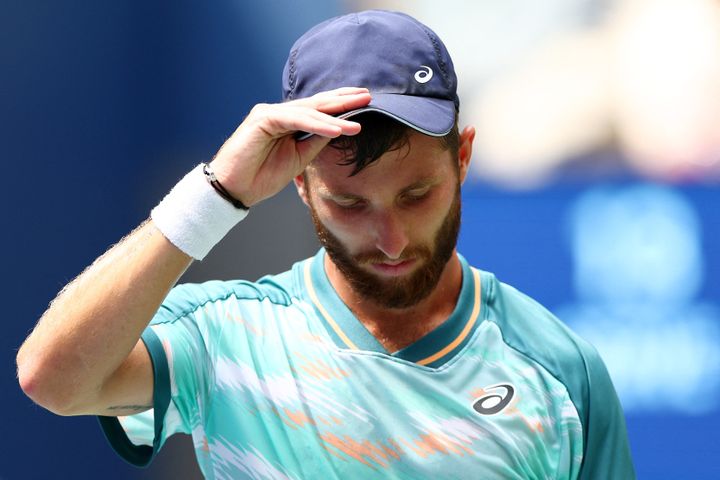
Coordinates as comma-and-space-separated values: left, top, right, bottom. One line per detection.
17, 220, 192, 415
17, 88, 370, 416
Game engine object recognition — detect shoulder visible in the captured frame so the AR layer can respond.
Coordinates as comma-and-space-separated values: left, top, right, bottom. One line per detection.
482, 273, 603, 373
480, 272, 616, 419
152, 264, 305, 325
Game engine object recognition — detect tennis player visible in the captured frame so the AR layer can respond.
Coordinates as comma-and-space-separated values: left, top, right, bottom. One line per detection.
17, 10, 635, 479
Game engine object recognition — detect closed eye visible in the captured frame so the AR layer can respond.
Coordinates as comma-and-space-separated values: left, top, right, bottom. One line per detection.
334, 198, 365, 209
401, 187, 431, 203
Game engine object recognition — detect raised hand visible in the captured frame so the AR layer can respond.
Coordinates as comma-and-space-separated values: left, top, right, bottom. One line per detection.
210, 87, 371, 207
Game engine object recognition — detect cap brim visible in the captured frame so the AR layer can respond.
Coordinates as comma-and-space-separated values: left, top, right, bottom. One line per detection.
295, 93, 456, 141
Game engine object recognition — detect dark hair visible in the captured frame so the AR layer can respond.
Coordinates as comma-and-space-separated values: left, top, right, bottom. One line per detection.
329, 111, 460, 176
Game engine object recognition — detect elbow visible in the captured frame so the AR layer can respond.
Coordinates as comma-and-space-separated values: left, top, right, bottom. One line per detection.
16, 348, 86, 417
17, 361, 47, 411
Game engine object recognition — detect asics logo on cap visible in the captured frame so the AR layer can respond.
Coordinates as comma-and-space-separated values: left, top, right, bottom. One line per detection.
414, 65, 433, 84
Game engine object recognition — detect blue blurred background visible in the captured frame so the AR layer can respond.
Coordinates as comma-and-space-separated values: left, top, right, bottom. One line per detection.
3, 1, 719, 478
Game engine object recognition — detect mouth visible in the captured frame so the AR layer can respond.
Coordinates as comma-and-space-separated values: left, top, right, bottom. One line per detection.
368, 258, 418, 277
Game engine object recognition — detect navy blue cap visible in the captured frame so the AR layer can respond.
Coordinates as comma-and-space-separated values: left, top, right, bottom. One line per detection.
282, 10, 459, 139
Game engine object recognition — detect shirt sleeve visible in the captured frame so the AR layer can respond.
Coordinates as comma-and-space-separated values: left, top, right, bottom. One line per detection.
97, 283, 219, 467
577, 345, 636, 480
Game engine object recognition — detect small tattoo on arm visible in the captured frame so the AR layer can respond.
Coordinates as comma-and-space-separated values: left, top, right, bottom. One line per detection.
106, 405, 152, 412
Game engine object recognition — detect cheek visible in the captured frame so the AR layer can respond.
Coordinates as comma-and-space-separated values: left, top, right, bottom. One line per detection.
326, 214, 372, 250
415, 215, 445, 245
421, 193, 459, 242
314, 205, 371, 249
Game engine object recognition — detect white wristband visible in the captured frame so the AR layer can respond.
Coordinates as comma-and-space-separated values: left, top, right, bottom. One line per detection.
151, 164, 249, 260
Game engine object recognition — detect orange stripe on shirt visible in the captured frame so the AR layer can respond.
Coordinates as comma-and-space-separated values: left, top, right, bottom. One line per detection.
304, 261, 359, 350
417, 268, 482, 366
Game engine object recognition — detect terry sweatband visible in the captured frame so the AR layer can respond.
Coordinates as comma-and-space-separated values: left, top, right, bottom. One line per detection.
151, 164, 249, 260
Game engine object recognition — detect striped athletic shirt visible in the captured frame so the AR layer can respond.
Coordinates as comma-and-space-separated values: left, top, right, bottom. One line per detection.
99, 249, 635, 479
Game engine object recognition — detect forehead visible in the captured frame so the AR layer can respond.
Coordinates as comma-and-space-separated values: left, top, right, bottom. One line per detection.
306, 131, 454, 192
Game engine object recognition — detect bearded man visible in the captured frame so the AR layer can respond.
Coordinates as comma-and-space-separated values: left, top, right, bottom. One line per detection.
17, 10, 635, 479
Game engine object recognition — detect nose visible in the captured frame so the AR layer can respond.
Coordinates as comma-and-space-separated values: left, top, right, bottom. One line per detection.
373, 210, 409, 260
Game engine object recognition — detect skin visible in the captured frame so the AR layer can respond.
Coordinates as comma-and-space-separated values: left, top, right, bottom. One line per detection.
295, 128, 474, 352
15, 86, 475, 418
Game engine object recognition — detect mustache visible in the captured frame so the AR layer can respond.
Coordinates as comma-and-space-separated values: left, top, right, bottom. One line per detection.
353, 246, 432, 265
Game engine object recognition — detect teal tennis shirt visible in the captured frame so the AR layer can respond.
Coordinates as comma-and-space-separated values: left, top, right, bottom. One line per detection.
99, 250, 635, 479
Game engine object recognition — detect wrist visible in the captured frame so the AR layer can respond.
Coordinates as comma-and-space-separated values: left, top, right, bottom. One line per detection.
202, 163, 249, 210
209, 155, 255, 207
150, 164, 249, 260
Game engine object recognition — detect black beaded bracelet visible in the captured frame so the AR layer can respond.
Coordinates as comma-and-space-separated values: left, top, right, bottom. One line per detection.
202, 163, 249, 211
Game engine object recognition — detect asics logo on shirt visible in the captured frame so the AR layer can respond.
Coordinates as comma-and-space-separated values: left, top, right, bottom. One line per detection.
472, 384, 515, 415
414, 66, 433, 83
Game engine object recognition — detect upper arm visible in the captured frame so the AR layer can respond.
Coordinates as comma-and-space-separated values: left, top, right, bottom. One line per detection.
578, 348, 636, 479
94, 340, 154, 417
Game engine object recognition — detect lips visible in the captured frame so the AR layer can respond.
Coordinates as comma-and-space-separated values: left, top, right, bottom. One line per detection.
369, 258, 418, 276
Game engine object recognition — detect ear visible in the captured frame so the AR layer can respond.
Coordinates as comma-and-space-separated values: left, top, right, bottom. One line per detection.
457, 125, 476, 184
294, 173, 310, 207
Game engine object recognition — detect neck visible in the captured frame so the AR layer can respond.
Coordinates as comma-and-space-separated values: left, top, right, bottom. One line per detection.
324, 251, 463, 352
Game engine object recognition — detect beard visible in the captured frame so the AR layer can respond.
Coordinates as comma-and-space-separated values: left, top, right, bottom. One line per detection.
309, 187, 461, 309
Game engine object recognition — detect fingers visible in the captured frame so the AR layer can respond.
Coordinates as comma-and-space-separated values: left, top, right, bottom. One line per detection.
236, 87, 368, 155
277, 88, 370, 139
314, 87, 369, 97
291, 88, 372, 115
315, 93, 372, 115
284, 109, 362, 139
256, 103, 362, 139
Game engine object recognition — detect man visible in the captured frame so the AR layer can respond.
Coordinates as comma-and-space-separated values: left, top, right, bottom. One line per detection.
17, 10, 635, 479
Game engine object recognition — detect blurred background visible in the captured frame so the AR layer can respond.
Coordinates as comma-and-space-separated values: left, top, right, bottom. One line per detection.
3, 0, 718, 478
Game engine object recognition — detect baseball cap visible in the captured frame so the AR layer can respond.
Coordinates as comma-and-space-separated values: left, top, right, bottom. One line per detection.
282, 10, 459, 140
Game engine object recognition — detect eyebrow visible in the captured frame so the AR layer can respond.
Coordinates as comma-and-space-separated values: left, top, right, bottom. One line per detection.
317, 177, 441, 201
400, 178, 438, 193
315, 186, 361, 201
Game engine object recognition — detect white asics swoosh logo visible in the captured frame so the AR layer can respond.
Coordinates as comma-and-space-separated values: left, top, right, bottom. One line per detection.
414, 65, 433, 84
